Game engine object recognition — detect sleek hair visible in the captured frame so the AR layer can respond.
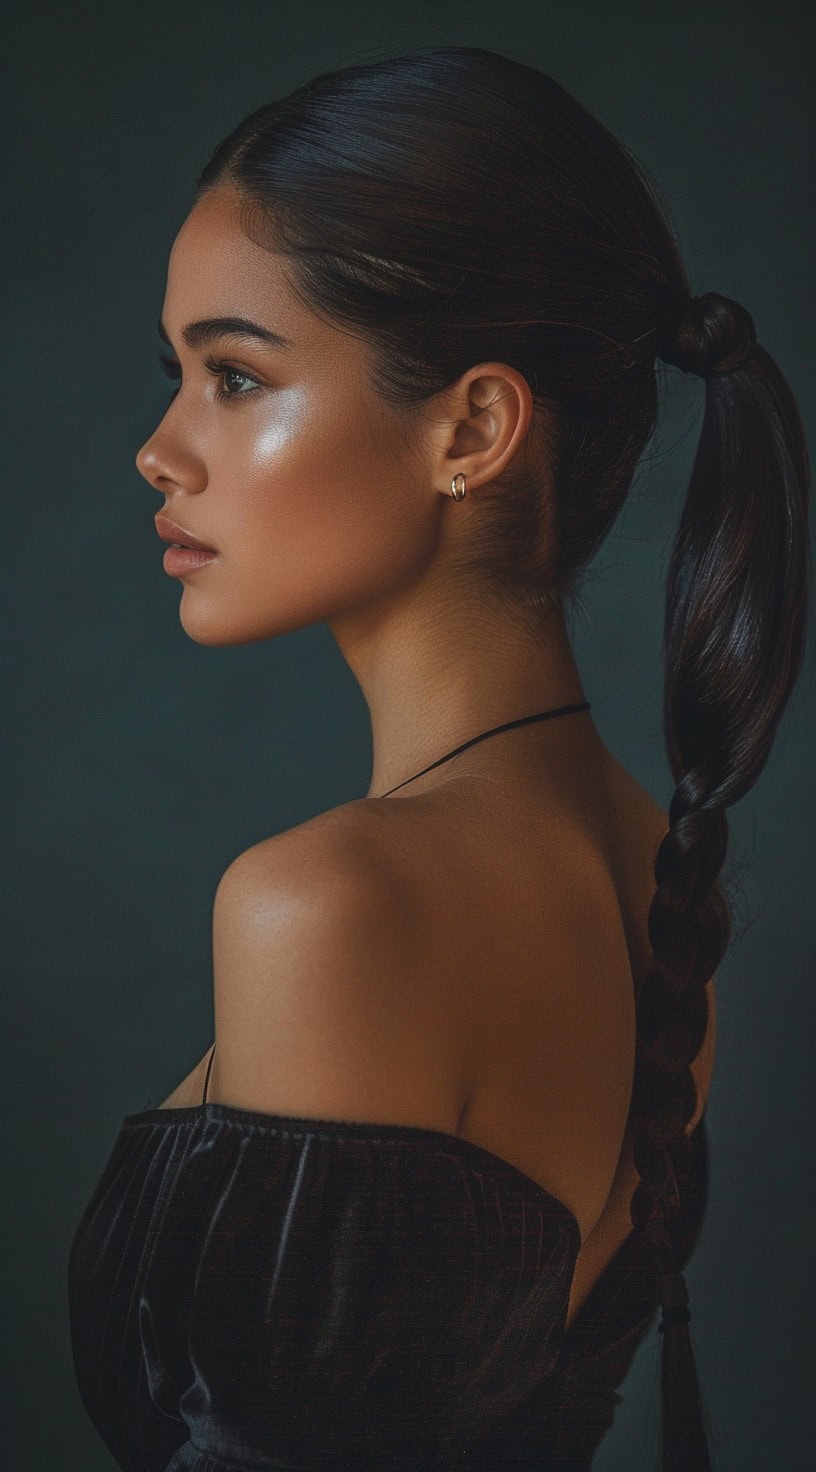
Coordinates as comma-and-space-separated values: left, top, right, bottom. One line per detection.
195, 45, 810, 1468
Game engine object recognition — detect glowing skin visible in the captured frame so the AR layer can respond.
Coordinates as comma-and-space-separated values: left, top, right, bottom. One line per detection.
136, 184, 593, 800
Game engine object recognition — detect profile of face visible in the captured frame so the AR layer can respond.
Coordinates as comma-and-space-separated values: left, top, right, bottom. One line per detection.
136, 185, 534, 650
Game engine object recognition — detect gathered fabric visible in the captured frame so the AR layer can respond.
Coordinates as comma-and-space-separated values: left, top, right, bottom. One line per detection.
68, 1102, 708, 1471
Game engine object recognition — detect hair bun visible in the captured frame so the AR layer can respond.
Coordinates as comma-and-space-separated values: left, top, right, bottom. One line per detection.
659, 291, 757, 377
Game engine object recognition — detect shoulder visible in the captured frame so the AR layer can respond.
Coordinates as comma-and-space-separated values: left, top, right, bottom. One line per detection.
209, 800, 464, 1127
214, 798, 404, 921
212, 799, 422, 969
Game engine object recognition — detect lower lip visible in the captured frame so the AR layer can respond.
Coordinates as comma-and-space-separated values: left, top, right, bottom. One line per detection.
162, 546, 218, 576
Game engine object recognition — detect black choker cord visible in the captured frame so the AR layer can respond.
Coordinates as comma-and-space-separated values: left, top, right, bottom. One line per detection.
377, 701, 591, 798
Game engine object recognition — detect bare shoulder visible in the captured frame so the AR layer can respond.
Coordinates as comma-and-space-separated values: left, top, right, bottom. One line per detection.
209, 800, 466, 1127
214, 798, 396, 913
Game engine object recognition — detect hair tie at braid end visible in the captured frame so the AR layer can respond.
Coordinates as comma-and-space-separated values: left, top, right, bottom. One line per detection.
659, 1304, 692, 1332
657, 1268, 692, 1331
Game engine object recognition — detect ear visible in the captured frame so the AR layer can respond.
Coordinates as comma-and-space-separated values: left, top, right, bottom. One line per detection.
427, 362, 535, 497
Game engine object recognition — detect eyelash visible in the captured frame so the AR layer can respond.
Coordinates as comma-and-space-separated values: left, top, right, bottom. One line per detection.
158, 352, 263, 405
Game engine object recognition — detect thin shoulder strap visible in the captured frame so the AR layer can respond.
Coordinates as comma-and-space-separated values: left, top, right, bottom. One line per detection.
202, 1043, 215, 1105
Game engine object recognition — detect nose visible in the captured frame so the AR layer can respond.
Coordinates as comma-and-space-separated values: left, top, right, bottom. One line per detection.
135, 430, 199, 498
135, 432, 165, 490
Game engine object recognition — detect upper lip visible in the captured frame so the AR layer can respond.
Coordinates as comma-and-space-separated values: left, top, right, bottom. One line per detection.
154, 513, 217, 552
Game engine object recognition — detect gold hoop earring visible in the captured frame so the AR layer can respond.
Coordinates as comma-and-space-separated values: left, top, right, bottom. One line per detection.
450, 472, 467, 501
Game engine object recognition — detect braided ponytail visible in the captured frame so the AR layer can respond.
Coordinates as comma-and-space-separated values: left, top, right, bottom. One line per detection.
630, 291, 811, 1469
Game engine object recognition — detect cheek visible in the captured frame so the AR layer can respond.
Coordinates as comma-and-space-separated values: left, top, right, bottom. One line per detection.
213, 397, 433, 620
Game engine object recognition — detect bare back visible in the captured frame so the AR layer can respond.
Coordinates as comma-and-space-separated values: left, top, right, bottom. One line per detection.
161, 736, 715, 1335
359, 736, 715, 1331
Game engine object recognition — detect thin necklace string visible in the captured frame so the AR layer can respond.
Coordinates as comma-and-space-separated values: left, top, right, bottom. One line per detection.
376, 700, 591, 798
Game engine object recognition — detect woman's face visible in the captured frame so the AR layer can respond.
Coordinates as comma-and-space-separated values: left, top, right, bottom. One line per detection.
135, 185, 443, 647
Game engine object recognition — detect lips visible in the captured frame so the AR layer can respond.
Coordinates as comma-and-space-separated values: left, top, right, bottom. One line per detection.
154, 513, 217, 553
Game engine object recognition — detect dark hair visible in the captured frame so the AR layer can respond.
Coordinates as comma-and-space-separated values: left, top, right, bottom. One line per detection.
195, 45, 810, 1468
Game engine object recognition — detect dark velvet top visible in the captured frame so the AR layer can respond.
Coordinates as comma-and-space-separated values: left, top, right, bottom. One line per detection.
68, 1046, 709, 1472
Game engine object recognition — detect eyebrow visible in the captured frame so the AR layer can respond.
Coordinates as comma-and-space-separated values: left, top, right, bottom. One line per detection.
157, 314, 294, 353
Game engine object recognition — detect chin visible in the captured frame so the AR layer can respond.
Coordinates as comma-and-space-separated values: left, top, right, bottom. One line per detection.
176, 595, 313, 648
176, 600, 265, 647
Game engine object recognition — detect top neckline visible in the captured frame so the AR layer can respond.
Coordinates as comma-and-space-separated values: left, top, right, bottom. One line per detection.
120, 1099, 584, 1243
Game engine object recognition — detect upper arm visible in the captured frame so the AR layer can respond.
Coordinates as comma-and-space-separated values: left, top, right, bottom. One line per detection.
209, 809, 464, 1128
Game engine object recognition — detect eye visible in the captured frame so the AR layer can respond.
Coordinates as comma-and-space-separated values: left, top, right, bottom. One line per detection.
204, 355, 264, 403
157, 353, 263, 405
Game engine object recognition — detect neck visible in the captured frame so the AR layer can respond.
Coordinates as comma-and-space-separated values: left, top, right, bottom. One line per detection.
328, 589, 591, 801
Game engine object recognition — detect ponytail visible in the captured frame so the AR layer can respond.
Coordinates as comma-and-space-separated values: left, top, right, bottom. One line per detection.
630, 291, 811, 1469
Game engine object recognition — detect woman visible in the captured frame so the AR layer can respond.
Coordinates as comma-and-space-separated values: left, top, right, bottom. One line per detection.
67, 45, 809, 1471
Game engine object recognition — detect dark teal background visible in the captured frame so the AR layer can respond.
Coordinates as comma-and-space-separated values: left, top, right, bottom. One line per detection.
3, 2, 814, 1467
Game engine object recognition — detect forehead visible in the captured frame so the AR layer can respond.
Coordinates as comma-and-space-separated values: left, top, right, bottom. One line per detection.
164, 186, 320, 349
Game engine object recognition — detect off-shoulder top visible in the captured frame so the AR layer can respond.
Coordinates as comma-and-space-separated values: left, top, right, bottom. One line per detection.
68, 1043, 709, 1472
